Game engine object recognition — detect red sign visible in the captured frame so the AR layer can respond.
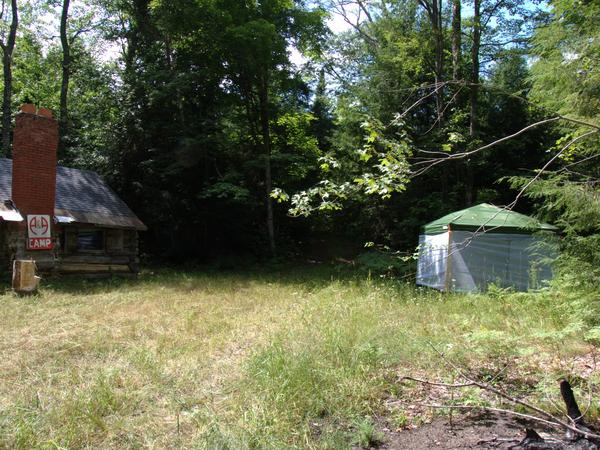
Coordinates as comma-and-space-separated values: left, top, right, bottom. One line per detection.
27, 215, 53, 250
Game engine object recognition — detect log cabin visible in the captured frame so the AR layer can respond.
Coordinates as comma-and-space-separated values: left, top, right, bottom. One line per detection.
0, 104, 146, 275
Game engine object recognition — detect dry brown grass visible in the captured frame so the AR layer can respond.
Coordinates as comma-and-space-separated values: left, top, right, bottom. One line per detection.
0, 268, 597, 449
0, 271, 310, 448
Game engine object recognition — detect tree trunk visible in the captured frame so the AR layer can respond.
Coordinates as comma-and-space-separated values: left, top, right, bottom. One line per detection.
432, 0, 444, 121
258, 75, 276, 257
1, 0, 18, 156
466, 0, 481, 205
451, 0, 461, 81
559, 379, 584, 425
59, 0, 71, 158
469, 0, 480, 137
448, 0, 461, 204
164, 35, 185, 127
418, 0, 444, 121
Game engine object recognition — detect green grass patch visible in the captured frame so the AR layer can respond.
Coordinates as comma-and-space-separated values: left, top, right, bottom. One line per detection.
0, 266, 597, 448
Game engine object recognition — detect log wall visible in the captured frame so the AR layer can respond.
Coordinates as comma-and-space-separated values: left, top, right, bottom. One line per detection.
0, 222, 140, 275
57, 225, 139, 274
0, 223, 9, 272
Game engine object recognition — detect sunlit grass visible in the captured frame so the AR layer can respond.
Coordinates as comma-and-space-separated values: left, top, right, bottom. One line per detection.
0, 267, 596, 448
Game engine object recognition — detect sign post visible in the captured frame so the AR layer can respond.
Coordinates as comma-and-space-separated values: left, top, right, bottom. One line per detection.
27, 215, 53, 250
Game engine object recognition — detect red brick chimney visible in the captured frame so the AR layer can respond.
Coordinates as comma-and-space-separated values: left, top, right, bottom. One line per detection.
11, 104, 59, 217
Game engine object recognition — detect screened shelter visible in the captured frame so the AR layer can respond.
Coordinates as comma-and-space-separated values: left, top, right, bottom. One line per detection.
416, 203, 558, 292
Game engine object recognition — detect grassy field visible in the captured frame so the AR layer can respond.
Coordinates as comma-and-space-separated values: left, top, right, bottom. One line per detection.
0, 267, 598, 449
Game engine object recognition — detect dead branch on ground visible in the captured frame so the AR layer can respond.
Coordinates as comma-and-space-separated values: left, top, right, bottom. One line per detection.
400, 374, 600, 443
397, 341, 600, 447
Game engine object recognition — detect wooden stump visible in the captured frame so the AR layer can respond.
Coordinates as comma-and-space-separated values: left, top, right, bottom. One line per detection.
12, 260, 40, 295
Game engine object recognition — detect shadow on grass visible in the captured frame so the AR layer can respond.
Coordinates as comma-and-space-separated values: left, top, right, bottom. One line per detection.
25, 261, 390, 296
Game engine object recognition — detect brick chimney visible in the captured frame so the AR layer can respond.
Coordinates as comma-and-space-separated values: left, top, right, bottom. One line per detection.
11, 104, 59, 217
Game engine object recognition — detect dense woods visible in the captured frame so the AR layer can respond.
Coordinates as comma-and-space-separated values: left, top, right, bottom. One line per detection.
0, 0, 597, 278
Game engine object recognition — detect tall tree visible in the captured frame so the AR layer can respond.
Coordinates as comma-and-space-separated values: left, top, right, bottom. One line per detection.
311, 68, 334, 152
222, 0, 325, 256
451, 0, 461, 81
51, 0, 105, 158
530, 0, 600, 120
260, 66, 276, 256
524, 0, 600, 286
464, 0, 480, 204
288, 0, 554, 246
0, 0, 17, 155
59, 0, 70, 154
418, 0, 444, 120
9, 4, 122, 170
469, 0, 480, 138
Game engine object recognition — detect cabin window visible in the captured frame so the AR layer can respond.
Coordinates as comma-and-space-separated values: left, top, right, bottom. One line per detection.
77, 230, 105, 252
106, 229, 124, 252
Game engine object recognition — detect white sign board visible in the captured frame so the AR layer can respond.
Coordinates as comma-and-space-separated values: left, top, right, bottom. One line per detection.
27, 214, 53, 250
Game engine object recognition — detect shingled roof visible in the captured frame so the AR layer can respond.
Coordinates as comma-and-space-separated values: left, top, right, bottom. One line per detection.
0, 158, 146, 230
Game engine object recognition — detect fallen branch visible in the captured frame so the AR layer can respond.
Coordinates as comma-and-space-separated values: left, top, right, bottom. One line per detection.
421, 403, 561, 429
401, 342, 600, 440
401, 375, 475, 388
402, 375, 600, 440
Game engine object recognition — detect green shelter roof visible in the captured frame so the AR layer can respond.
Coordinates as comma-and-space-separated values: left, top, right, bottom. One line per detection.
422, 203, 558, 234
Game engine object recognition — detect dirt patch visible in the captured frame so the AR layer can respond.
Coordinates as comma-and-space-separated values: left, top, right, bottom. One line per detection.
381, 351, 600, 449
378, 411, 557, 449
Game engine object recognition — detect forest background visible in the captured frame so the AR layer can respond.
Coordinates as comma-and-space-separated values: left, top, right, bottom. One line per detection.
0, 0, 598, 285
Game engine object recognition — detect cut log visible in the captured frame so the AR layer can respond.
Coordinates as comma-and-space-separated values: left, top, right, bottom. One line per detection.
12, 260, 40, 294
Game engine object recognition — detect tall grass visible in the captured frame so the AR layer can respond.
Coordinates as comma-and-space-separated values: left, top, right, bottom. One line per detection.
0, 268, 596, 448
195, 279, 597, 448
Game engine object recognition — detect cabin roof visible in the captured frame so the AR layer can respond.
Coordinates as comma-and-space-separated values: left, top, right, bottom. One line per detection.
0, 158, 146, 230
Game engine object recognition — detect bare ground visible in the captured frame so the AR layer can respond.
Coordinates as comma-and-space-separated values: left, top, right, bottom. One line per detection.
378, 411, 558, 449
376, 351, 600, 450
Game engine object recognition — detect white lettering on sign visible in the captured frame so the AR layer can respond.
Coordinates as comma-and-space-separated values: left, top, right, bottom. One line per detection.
27, 215, 53, 250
